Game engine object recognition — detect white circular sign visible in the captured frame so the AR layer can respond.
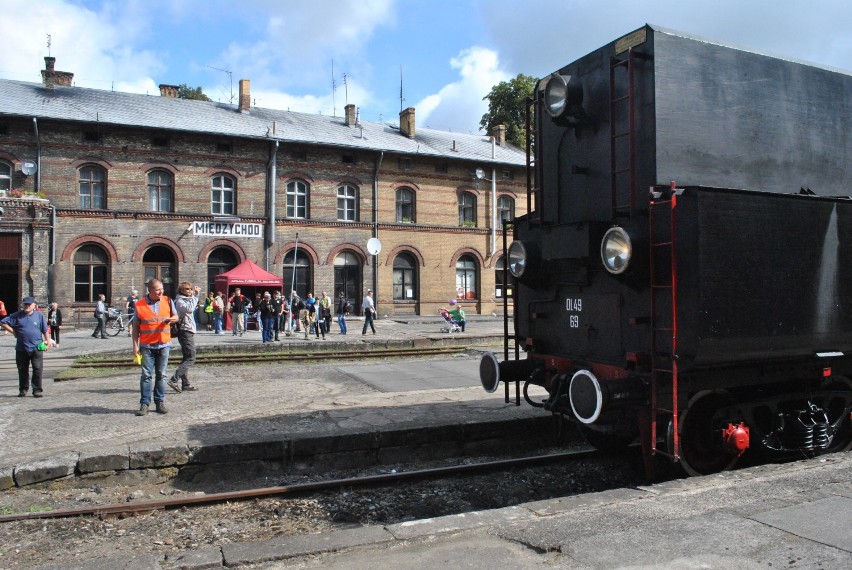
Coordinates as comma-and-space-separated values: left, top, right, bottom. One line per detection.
367, 237, 382, 256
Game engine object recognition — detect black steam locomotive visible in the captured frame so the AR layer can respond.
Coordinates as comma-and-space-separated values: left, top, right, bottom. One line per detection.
480, 25, 852, 476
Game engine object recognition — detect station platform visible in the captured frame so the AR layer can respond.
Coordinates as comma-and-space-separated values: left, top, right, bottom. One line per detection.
0, 315, 530, 485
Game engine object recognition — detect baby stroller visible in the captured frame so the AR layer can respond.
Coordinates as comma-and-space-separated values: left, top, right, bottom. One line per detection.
440, 308, 462, 333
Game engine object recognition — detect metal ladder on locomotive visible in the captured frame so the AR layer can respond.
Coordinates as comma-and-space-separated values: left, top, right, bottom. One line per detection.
610, 47, 680, 465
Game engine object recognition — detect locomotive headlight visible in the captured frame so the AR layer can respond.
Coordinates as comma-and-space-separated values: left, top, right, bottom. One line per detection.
601, 226, 632, 274
543, 73, 584, 121
507, 240, 529, 278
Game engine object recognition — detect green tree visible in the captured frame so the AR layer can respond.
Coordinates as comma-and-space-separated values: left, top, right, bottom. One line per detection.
177, 84, 212, 101
480, 73, 536, 149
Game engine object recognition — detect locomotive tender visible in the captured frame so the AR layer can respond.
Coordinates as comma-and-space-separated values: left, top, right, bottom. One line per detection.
480, 25, 852, 475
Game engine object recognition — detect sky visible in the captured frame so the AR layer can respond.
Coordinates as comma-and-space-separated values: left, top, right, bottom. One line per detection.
1, 0, 850, 134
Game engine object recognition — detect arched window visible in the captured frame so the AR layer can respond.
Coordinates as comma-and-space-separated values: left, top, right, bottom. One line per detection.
74, 244, 109, 302
207, 247, 238, 294
497, 195, 515, 229
147, 170, 173, 212
211, 174, 236, 215
283, 249, 312, 298
337, 184, 358, 221
334, 251, 362, 314
143, 245, 177, 298
0, 161, 12, 193
286, 179, 309, 219
393, 253, 417, 301
455, 254, 478, 299
458, 192, 476, 226
494, 256, 515, 298
79, 165, 106, 209
395, 187, 415, 223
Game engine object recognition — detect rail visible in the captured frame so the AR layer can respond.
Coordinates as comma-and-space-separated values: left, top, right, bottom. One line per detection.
0, 449, 599, 523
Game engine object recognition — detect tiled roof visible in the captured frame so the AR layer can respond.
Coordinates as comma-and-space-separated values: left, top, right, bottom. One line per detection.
0, 79, 526, 166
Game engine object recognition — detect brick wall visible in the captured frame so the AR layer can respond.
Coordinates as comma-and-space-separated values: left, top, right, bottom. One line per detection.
0, 117, 525, 319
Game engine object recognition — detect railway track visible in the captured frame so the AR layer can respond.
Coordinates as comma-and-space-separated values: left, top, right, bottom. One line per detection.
0, 449, 599, 523
70, 345, 467, 369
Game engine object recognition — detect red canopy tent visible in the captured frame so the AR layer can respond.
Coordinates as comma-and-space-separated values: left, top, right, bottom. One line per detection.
214, 259, 283, 292
214, 260, 283, 331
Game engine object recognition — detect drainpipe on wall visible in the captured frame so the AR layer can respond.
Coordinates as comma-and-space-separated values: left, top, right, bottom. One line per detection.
265, 139, 279, 270
490, 136, 496, 256
372, 151, 384, 302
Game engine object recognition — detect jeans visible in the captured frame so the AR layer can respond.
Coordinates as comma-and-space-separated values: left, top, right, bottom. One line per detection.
337, 313, 348, 334
140, 345, 171, 405
262, 316, 276, 342
173, 331, 195, 386
16, 349, 44, 393
213, 313, 223, 333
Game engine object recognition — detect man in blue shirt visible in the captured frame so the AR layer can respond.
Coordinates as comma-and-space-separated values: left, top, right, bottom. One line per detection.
1, 296, 50, 397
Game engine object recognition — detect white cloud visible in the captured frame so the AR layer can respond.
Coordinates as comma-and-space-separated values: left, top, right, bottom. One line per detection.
415, 46, 509, 133
0, 0, 165, 91
216, 0, 397, 91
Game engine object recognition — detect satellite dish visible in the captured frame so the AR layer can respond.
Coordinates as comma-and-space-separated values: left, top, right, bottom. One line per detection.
21, 161, 37, 176
367, 237, 382, 256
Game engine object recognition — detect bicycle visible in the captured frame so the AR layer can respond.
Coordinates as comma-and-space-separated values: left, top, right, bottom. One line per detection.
106, 309, 134, 336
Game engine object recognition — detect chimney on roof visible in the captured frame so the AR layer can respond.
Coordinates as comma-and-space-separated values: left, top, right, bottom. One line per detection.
399, 107, 415, 139
41, 57, 74, 89
345, 104, 356, 126
159, 84, 179, 98
489, 124, 507, 146
238, 79, 251, 113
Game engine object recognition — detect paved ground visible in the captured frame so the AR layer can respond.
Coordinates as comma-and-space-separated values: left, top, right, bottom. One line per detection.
0, 316, 528, 471
2, 316, 852, 569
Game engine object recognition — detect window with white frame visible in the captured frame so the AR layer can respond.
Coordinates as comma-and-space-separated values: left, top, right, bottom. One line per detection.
497, 195, 515, 229
337, 184, 358, 221
396, 187, 415, 223
211, 174, 236, 215
458, 192, 476, 226
79, 165, 106, 209
147, 169, 173, 212
455, 255, 477, 299
286, 179, 309, 219
393, 253, 417, 301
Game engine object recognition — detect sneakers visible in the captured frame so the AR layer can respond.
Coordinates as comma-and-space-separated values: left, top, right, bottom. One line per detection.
18, 390, 27, 397
155, 402, 168, 414
135, 404, 149, 416
32, 391, 43, 398
167, 378, 182, 393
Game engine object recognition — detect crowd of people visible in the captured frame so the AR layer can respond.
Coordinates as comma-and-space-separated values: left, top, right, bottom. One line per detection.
1, 287, 472, 412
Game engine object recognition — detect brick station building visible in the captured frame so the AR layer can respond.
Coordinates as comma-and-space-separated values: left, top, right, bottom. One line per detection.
0, 57, 526, 322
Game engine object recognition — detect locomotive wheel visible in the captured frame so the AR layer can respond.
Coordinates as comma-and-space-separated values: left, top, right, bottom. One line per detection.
677, 391, 740, 476
824, 377, 852, 453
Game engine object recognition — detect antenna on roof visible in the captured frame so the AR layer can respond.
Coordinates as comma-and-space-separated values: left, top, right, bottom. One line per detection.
399, 65, 406, 112
207, 65, 234, 104
46, 33, 51, 56
343, 73, 348, 106
331, 59, 336, 117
